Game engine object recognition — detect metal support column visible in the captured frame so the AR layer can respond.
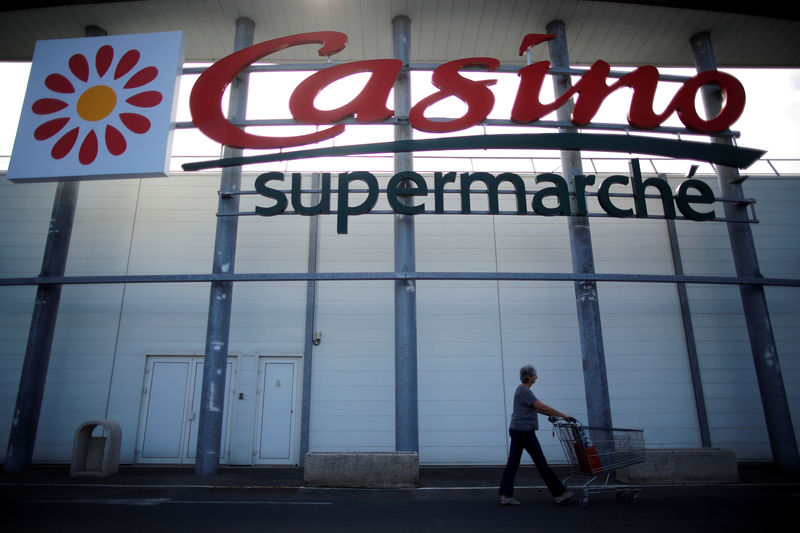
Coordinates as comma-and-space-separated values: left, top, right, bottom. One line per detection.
546, 20, 613, 429
392, 15, 419, 453
690, 32, 800, 471
195, 17, 254, 475
659, 166, 712, 447
4, 25, 106, 473
300, 173, 321, 466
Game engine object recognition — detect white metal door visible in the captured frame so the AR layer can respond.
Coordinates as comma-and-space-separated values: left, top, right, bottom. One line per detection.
255, 359, 298, 464
139, 360, 189, 461
137, 357, 234, 464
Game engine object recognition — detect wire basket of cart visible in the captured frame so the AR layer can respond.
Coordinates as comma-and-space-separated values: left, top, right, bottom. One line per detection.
549, 417, 646, 507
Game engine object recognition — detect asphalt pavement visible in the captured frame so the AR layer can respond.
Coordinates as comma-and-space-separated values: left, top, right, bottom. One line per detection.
1, 463, 798, 532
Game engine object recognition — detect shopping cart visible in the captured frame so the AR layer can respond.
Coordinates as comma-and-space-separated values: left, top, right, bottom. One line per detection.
549, 417, 646, 507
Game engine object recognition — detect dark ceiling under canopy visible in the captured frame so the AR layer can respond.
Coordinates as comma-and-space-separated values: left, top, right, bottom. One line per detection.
0, 0, 798, 67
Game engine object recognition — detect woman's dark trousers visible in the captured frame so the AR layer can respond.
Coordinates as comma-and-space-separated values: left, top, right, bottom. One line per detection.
499, 428, 565, 497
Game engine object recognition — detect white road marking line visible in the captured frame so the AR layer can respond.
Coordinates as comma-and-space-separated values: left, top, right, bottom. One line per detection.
27, 499, 333, 506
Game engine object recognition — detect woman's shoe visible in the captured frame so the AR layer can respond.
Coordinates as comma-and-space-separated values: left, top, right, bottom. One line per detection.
500, 495, 520, 505
553, 491, 573, 504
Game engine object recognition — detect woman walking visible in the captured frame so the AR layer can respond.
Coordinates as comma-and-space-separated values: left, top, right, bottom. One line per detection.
499, 364, 574, 505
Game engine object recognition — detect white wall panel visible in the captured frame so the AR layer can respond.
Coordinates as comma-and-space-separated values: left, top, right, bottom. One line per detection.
0, 179, 52, 278
675, 177, 800, 459
494, 212, 585, 463
416, 214, 507, 464
309, 274, 395, 444
0, 174, 52, 459
1, 171, 798, 466
741, 179, 800, 458
107, 172, 309, 462
310, 206, 395, 455
0, 177, 139, 462
61, 180, 145, 462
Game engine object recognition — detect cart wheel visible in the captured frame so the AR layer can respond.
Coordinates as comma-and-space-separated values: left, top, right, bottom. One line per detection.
579, 492, 590, 508
627, 492, 640, 504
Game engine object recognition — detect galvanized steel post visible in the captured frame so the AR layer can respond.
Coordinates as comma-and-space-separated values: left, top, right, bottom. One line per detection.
4, 25, 105, 473
4, 180, 80, 472
690, 32, 800, 471
195, 17, 254, 475
665, 215, 712, 448
392, 15, 419, 453
300, 173, 321, 465
546, 20, 613, 430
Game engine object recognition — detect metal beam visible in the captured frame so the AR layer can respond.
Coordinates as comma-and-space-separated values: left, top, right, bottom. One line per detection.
181, 132, 762, 172
3, 180, 79, 472
547, 19, 613, 430
299, 173, 321, 466
663, 179, 712, 447
194, 17, 254, 476
691, 32, 800, 471
2, 271, 800, 287
392, 14, 419, 454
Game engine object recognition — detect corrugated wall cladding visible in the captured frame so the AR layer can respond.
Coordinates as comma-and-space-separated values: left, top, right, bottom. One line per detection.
0, 173, 797, 465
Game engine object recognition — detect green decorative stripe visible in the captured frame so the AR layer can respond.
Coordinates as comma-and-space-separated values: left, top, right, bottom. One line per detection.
181, 133, 765, 171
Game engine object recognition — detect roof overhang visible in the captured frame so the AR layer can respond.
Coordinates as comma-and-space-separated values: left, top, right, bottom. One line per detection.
1, 0, 799, 67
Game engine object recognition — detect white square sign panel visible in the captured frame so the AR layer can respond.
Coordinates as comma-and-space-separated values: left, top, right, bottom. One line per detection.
7, 31, 185, 182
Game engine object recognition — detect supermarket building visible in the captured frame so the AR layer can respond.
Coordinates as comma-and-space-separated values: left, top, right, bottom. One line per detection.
0, 0, 799, 474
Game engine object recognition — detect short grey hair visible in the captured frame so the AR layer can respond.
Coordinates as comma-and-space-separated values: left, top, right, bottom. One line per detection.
520, 365, 537, 383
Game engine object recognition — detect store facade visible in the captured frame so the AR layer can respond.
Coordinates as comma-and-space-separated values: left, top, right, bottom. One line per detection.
0, 0, 798, 471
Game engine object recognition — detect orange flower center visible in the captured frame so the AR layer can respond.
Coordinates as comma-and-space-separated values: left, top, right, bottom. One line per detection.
77, 85, 116, 121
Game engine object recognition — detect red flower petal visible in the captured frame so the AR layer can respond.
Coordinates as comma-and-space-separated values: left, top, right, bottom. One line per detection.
32, 98, 68, 114
124, 66, 158, 89
69, 53, 89, 82
45, 73, 75, 94
119, 113, 150, 134
126, 91, 162, 108
105, 124, 126, 156
114, 50, 140, 80
79, 130, 98, 165
51, 127, 79, 159
96, 45, 114, 77
34, 117, 70, 140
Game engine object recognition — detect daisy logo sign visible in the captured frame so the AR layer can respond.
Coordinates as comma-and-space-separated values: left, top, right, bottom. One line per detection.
7, 31, 185, 182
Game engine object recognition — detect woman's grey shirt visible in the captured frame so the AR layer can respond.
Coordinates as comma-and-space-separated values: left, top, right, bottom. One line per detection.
509, 385, 539, 431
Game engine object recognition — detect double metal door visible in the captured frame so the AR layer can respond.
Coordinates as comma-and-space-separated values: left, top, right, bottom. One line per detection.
136, 357, 234, 464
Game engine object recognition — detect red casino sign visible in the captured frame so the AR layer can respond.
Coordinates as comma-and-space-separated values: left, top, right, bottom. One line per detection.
189, 31, 746, 150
